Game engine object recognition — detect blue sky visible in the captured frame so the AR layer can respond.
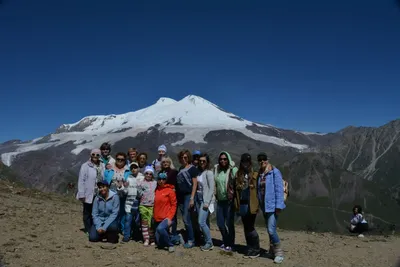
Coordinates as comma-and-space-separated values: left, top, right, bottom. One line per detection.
1, 0, 399, 142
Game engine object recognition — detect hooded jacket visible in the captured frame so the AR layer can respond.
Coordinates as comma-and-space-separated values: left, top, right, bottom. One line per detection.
153, 183, 177, 222
213, 151, 238, 202
92, 190, 120, 230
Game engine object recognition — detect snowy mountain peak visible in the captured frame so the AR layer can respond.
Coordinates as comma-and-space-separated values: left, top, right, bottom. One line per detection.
155, 97, 177, 105
1, 94, 314, 166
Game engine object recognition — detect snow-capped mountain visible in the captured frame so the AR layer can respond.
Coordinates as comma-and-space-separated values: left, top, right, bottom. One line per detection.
1, 95, 316, 166
2, 95, 400, 232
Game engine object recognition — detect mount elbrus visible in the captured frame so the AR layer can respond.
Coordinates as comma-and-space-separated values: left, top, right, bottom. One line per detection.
1, 95, 399, 233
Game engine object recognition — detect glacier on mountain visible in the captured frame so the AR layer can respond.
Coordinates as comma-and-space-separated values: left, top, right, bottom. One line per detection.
1, 95, 313, 166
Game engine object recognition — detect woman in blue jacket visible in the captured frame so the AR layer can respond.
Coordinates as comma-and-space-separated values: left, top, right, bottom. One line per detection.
89, 180, 120, 244
257, 152, 285, 264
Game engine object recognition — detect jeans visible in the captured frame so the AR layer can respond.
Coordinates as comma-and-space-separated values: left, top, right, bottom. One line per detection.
264, 212, 280, 244
118, 195, 127, 232
82, 202, 93, 233
216, 200, 235, 247
197, 202, 212, 245
155, 219, 174, 247
89, 220, 119, 243
178, 194, 194, 243
241, 212, 260, 251
170, 213, 180, 244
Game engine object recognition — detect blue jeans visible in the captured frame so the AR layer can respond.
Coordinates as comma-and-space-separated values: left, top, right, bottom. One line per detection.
178, 194, 194, 243
216, 200, 235, 247
264, 212, 280, 244
118, 195, 127, 232
169, 213, 180, 244
155, 219, 174, 247
197, 202, 212, 245
89, 220, 119, 243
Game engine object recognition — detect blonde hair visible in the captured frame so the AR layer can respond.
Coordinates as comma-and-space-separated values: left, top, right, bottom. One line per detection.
161, 156, 175, 170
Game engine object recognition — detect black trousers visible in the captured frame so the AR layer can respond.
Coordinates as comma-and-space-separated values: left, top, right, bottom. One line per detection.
83, 202, 93, 233
241, 212, 260, 252
350, 223, 369, 234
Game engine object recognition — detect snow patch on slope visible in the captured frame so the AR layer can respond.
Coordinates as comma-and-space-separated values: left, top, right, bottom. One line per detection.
1, 95, 317, 166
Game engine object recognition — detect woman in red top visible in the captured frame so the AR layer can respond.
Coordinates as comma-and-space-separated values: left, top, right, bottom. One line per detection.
153, 171, 177, 253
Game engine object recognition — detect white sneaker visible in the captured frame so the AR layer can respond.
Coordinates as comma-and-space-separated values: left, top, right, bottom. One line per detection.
144, 240, 149, 246
358, 234, 365, 238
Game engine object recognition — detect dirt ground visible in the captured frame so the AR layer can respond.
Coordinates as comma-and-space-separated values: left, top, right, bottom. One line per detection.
0, 183, 399, 267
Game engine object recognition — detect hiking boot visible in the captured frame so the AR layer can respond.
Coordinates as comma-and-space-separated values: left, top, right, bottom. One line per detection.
272, 243, 284, 264
168, 246, 175, 253
183, 242, 194, 249
274, 256, 284, 264
200, 243, 214, 251
243, 249, 260, 259
120, 238, 130, 244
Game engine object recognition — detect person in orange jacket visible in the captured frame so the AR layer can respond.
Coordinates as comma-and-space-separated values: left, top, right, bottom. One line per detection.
153, 172, 177, 253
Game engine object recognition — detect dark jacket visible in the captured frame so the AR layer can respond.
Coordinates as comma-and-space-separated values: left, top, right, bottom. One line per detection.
234, 171, 259, 214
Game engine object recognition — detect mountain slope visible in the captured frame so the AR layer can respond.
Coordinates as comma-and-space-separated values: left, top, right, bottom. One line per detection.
0, 95, 399, 233
1, 95, 309, 166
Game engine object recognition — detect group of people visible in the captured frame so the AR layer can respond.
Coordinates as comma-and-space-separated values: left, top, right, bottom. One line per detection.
76, 142, 368, 264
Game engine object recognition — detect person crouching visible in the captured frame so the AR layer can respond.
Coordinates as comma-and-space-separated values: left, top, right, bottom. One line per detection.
349, 205, 369, 237
153, 171, 177, 253
89, 180, 120, 244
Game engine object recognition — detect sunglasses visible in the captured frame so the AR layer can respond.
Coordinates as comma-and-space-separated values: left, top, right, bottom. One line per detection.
219, 158, 228, 161
130, 165, 138, 169
199, 160, 207, 164
257, 157, 268, 162
180, 155, 188, 159
145, 172, 153, 176
116, 158, 125, 162
91, 153, 100, 157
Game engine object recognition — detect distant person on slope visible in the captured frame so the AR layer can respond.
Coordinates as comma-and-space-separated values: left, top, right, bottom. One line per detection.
100, 142, 115, 169
196, 153, 215, 251
76, 149, 105, 234
234, 153, 261, 259
127, 148, 138, 166
214, 151, 238, 252
257, 152, 285, 264
153, 170, 178, 253
121, 162, 144, 243
104, 152, 131, 233
152, 145, 167, 173
137, 152, 149, 174
158, 156, 180, 244
349, 205, 369, 237
90, 180, 120, 244
137, 166, 157, 246
176, 149, 199, 249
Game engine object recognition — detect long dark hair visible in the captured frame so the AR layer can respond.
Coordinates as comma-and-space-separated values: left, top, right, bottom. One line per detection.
198, 153, 211, 171
236, 153, 254, 187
